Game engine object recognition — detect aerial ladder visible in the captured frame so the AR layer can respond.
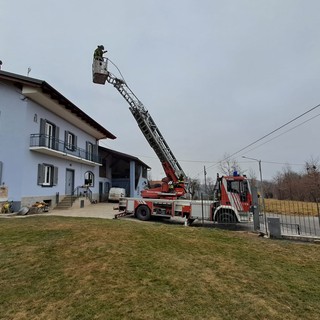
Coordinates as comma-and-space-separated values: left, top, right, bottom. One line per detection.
92, 54, 253, 224
92, 57, 186, 199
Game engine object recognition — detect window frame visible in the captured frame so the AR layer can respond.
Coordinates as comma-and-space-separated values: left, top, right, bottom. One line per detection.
40, 119, 59, 150
86, 142, 94, 161
65, 130, 77, 151
38, 163, 58, 187
84, 171, 94, 187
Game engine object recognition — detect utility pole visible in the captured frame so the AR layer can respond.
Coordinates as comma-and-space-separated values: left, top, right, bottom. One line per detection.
204, 166, 207, 193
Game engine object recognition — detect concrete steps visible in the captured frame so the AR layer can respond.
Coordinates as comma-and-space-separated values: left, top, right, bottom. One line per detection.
54, 195, 92, 210
54, 195, 77, 210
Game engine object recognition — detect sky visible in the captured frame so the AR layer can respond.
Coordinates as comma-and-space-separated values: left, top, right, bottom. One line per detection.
1, 0, 320, 182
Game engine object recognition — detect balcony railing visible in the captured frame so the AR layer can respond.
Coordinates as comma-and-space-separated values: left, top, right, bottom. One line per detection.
30, 134, 102, 165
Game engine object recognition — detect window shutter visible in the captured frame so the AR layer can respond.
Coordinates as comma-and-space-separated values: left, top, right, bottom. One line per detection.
39, 119, 46, 146
37, 164, 45, 185
54, 126, 60, 151
64, 130, 68, 149
93, 144, 98, 162
53, 167, 58, 186
73, 135, 77, 150
86, 141, 90, 159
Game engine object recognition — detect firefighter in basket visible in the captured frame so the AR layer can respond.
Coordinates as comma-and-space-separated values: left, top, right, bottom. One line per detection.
94, 45, 107, 61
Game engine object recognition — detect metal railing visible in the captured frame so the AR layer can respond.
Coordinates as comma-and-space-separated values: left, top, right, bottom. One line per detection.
73, 186, 93, 203
30, 134, 102, 164
258, 198, 320, 238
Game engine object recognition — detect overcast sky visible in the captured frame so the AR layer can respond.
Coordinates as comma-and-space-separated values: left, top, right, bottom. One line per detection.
1, 0, 320, 181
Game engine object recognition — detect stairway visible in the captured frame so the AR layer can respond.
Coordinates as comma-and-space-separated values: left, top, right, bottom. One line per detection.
54, 195, 78, 210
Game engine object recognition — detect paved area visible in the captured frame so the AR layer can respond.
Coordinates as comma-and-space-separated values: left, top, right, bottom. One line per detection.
1, 202, 255, 232
0, 202, 120, 220
44, 202, 119, 219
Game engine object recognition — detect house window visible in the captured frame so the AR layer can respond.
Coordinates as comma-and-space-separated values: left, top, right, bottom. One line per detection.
86, 142, 94, 161
65, 131, 77, 151
40, 119, 59, 150
38, 163, 58, 187
84, 171, 94, 187
44, 165, 52, 186
45, 122, 54, 149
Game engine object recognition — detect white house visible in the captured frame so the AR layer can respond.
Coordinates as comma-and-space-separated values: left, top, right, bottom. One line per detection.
0, 70, 148, 211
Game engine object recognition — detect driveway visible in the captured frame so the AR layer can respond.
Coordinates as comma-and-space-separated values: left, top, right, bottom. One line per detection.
0, 202, 119, 220
45, 202, 119, 219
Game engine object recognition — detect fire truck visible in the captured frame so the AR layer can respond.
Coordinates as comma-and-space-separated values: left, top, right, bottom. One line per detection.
92, 55, 252, 224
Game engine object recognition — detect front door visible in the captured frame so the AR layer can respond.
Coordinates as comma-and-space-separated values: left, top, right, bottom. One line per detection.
65, 169, 75, 195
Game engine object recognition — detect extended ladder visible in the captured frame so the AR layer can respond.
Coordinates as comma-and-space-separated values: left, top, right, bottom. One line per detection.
92, 58, 185, 182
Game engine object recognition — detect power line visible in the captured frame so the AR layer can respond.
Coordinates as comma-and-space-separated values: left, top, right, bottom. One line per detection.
100, 82, 320, 178
204, 102, 320, 173
227, 103, 320, 160
241, 160, 304, 166
242, 112, 320, 155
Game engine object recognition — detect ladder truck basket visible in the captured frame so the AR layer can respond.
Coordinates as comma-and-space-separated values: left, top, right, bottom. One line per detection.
92, 59, 108, 84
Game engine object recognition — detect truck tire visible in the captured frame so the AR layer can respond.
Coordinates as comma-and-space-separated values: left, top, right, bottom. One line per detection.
135, 205, 151, 221
217, 211, 236, 223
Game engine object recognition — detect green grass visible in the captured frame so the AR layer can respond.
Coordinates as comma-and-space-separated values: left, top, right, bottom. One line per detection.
0, 216, 319, 320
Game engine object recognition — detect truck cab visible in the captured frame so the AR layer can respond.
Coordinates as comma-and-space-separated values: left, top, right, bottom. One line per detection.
212, 173, 252, 223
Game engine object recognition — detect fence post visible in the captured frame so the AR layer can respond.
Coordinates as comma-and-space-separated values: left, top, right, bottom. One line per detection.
251, 186, 261, 231
201, 193, 204, 226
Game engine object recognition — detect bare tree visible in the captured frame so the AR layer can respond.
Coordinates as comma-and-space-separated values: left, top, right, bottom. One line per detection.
187, 178, 201, 200
267, 157, 320, 202
218, 153, 243, 176
304, 157, 320, 203
206, 177, 216, 200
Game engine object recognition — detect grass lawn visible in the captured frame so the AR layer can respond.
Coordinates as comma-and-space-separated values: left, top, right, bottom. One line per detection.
0, 216, 319, 320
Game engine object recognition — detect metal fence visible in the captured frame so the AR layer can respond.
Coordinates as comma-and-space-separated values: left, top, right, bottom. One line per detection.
258, 198, 320, 238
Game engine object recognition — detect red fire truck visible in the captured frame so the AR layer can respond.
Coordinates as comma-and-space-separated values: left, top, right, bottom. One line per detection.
92, 55, 252, 224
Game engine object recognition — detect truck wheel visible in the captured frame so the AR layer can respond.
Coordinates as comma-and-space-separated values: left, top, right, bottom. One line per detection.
217, 211, 236, 223
135, 205, 151, 221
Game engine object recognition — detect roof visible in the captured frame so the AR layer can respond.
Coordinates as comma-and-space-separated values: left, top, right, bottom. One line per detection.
99, 146, 150, 169
0, 70, 116, 140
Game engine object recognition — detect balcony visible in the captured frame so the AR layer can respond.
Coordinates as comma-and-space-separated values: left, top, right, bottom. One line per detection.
30, 134, 102, 166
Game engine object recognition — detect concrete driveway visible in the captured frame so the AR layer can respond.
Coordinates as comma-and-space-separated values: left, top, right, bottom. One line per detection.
45, 202, 119, 219
0, 202, 120, 220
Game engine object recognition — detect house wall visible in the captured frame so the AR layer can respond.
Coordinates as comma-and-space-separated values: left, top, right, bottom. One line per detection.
0, 81, 107, 209
0, 82, 27, 208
